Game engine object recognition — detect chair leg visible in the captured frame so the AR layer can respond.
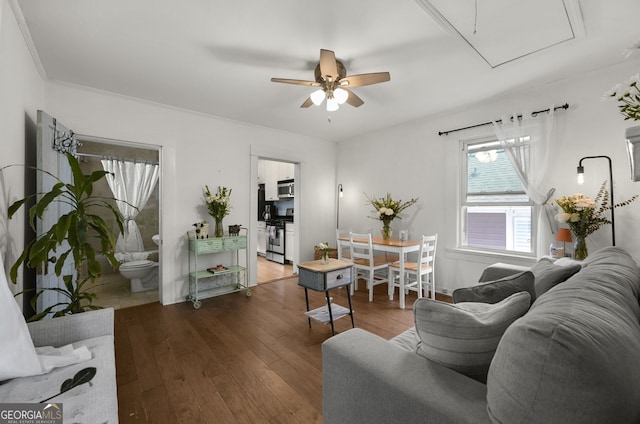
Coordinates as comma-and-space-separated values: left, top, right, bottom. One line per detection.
416, 274, 423, 300
388, 269, 395, 301
430, 274, 436, 299
368, 273, 374, 302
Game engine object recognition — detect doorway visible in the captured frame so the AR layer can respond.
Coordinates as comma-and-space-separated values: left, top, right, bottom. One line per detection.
76, 136, 161, 309
256, 158, 297, 284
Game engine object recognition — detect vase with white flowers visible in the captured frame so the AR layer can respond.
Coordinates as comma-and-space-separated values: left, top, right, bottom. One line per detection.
316, 242, 330, 264
606, 73, 640, 181
204, 185, 232, 237
555, 181, 637, 260
365, 192, 418, 240
604, 73, 640, 121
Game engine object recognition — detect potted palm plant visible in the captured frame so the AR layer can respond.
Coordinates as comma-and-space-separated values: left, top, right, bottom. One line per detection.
6, 152, 124, 321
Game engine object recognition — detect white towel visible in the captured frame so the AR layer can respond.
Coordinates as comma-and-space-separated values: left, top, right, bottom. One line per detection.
36, 344, 92, 374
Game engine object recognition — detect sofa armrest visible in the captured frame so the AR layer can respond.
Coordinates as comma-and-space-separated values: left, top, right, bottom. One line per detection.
322, 328, 491, 424
478, 262, 530, 283
27, 308, 114, 347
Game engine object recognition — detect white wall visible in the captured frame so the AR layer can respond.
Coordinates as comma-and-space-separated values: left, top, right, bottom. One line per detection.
42, 81, 337, 305
0, 0, 45, 297
337, 59, 640, 293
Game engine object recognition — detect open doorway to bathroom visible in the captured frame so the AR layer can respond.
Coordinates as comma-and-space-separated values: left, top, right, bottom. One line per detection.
76, 136, 161, 309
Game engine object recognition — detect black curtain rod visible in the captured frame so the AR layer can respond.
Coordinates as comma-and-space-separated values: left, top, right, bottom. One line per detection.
438, 103, 569, 136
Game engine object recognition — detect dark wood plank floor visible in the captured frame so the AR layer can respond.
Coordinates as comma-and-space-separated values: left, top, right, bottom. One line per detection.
115, 278, 451, 423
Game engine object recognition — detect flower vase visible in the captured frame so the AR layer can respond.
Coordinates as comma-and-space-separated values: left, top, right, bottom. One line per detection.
381, 221, 393, 240
322, 251, 329, 264
214, 219, 224, 238
574, 235, 588, 260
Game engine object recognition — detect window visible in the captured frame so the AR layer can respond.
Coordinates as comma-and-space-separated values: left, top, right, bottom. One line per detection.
460, 138, 534, 254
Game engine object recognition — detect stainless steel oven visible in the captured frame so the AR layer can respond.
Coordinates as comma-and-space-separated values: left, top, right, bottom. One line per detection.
277, 179, 294, 199
266, 220, 286, 264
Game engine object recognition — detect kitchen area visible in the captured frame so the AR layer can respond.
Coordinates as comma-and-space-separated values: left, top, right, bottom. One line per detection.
257, 159, 296, 282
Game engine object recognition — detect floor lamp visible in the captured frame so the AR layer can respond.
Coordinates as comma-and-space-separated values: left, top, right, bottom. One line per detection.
576, 155, 615, 246
336, 184, 343, 229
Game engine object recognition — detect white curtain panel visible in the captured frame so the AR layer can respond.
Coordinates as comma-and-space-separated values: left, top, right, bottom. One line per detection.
101, 160, 159, 253
492, 107, 557, 236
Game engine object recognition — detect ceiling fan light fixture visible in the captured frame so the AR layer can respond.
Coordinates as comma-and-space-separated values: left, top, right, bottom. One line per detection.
334, 88, 348, 105
326, 97, 339, 112
310, 89, 326, 106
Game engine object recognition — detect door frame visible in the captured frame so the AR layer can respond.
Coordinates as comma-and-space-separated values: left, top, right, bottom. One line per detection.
249, 147, 301, 286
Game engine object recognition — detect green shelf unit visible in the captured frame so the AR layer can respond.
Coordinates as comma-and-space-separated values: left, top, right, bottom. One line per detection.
186, 230, 251, 309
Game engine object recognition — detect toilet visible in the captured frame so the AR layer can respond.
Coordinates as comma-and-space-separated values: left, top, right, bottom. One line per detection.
119, 260, 159, 292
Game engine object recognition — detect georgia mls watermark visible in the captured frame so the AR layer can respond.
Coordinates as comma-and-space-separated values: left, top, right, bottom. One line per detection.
0, 403, 62, 424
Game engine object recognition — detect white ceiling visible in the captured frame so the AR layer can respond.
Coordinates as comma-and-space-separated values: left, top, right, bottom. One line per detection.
13, 0, 640, 141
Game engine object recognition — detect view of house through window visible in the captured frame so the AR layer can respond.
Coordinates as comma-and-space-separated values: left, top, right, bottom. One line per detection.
461, 138, 534, 254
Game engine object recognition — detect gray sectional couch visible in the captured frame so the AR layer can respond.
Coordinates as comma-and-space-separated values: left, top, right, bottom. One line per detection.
322, 247, 640, 423
0, 308, 118, 423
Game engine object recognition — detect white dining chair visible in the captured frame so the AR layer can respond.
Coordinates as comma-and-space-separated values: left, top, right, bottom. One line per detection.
388, 234, 437, 308
349, 231, 393, 302
336, 228, 352, 262
336, 228, 356, 292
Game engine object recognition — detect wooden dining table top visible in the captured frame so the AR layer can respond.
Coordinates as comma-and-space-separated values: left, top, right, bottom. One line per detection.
339, 236, 421, 248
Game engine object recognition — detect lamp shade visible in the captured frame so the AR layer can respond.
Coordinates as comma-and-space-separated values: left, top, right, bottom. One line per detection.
310, 89, 326, 106
557, 228, 573, 242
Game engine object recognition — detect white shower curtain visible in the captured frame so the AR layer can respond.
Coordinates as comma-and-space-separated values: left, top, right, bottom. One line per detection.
101, 159, 159, 253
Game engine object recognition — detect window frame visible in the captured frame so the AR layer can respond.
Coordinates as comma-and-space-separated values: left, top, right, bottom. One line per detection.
458, 136, 537, 256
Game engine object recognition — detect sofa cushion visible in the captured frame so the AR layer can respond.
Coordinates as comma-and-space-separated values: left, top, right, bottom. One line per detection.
413, 292, 530, 383
389, 327, 420, 352
487, 247, 640, 424
0, 335, 118, 424
452, 271, 535, 306
530, 256, 581, 296
477, 262, 530, 283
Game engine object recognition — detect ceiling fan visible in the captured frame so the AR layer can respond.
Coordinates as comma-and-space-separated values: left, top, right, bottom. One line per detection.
271, 49, 390, 111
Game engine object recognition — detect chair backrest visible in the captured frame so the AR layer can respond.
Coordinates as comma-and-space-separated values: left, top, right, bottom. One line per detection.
418, 234, 438, 272
349, 232, 374, 263
336, 228, 352, 261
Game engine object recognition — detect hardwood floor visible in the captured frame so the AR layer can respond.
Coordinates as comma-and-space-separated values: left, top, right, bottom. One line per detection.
257, 255, 294, 284
115, 275, 451, 423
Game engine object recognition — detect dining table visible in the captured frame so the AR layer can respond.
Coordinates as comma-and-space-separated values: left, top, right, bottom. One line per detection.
339, 235, 422, 308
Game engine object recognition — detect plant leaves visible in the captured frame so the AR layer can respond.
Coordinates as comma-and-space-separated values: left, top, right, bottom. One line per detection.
55, 213, 72, 243
40, 367, 96, 403
8, 197, 30, 219
34, 182, 64, 219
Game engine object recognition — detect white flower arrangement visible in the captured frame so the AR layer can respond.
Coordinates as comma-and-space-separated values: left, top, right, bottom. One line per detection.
604, 73, 640, 121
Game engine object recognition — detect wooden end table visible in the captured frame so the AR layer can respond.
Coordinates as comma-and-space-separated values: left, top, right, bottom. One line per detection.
297, 258, 355, 335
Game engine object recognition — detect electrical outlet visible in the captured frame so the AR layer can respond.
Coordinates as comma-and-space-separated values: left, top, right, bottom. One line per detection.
441, 287, 449, 294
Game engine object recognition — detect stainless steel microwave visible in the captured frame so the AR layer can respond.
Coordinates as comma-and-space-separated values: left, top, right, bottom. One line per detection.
277, 179, 294, 199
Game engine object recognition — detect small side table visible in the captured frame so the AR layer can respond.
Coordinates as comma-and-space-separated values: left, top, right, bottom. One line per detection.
297, 259, 355, 335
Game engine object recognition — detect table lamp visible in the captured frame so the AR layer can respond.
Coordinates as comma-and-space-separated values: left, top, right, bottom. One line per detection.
556, 228, 573, 258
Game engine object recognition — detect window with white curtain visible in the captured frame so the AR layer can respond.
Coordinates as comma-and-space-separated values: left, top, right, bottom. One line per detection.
460, 137, 535, 254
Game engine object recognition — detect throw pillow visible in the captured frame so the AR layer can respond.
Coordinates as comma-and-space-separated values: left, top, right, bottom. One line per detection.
531, 257, 581, 297
0, 253, 42, 381
452, 271, 535, 306
413, 292, 530, 383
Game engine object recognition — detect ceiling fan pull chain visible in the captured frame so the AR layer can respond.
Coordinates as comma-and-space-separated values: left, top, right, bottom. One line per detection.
473, 0, 478, 35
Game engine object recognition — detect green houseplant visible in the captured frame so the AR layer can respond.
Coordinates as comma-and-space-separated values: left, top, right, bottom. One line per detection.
6, 152, 124, 321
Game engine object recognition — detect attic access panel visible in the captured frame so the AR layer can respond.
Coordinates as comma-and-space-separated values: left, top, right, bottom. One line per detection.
417, 0, 582, 68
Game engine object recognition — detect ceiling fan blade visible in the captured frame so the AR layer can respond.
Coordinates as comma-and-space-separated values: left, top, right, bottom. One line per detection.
271, 78, 320, 86
300, 97, 314, 108
319, 49, 338, 82
339, 72, 390, 87
344, 89, 364, 107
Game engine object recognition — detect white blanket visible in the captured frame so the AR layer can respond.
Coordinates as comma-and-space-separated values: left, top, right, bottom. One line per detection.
0, 252, 91, 381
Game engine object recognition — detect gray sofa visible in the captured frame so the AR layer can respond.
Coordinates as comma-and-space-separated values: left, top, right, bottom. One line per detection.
0, 308, 118, 423
322, 247, 640, 423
